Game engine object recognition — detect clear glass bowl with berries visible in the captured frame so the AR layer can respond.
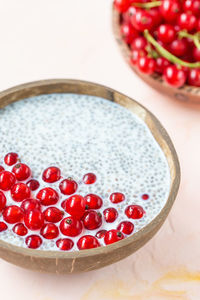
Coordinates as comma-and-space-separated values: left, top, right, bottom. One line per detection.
113, 0, 200, 103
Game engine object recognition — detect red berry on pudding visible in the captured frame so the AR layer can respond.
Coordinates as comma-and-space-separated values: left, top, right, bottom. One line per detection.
117, 221, 134, 235
24, 209, 44, 230
25, 235, 42, 249
11, 183, 31, 202
110, 192, 125, 204
36, 187, 59, 206
56, 238, 74, 251
42, 166, 61, 183
3, 205, 24, 224
125, 205, 145, 219
63, 195, 86, 219
4, 152, 18, 166
60, 217, 82, 237
77, 235, 100, 250
12, 163, 31, 181
26, 179, 40, 191
104, 229, 124, 245
59, 178, 78, 195
0, 171, 16, 191
84, 194, 103, 209
83, 173, 96, 184
82, 210, 102, 230
40, 223, 59, 239
44, 207, 64, 223
103, 207, 118, 223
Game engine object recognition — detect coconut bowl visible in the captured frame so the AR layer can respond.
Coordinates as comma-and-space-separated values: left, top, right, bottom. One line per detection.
112, 7, 200, 104
0, 79, 180, 273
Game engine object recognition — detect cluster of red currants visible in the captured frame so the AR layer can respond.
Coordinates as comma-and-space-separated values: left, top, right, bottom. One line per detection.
114, 0, 200, 88
0, 152, 147, 251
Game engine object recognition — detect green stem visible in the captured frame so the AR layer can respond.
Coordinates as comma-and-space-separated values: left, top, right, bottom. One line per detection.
179, 30, 200, 50
194, 35, 200, 50
144, 29, 200, 68
132, 1, 161, 8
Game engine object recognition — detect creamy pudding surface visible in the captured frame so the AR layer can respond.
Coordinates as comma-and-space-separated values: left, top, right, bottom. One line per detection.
0, 93, 170, 251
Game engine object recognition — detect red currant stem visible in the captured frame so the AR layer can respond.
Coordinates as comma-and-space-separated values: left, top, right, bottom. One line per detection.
145, 44, 159, 59
132, 1, 161, 8
178, 30, 200, 50
194, 35, 200, 51
144, 30, 200, 68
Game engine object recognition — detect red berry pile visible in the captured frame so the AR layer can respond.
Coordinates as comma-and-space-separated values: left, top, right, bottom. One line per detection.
0, 152, 148, 251
114, 0, 200, 88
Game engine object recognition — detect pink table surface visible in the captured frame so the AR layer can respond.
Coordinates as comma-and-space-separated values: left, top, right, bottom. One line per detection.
0, 1, 200, 299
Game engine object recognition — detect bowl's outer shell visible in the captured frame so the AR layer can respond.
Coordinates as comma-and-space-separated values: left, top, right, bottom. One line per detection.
112, 8, 200, 104
0, 79, 180, 273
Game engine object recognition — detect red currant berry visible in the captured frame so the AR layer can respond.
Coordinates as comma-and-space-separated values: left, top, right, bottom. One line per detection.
77, 235, 100, 250
21, 198, 41, 212
125, 204, 145, 219
104, 229, 124, 245
142, 194, 149, 200
24, 209, 44, 230
63, 194, 86, 219
0, 166, 4, 172
4, 152, 18, 166
11, 183, 31, 202
188, 69, 200, 87
3, 205, 24, 224
121, 22, 139, 44
12, 223, 28, 236
59, 178, 78, 195
36, 187, 59, 206
56, 238, 74, 251
160, 0, 181, 22
84, 194, 103, 209
149, 7, 162, 27
170, 39, 189, 57
95, 230, 107, 239
60, 217, 82, 237
0, 222, 8, 232
40, 223, 59, 239
183, 0, 200, 16
26, 179, 40, 191
42, 166, 61, 183
44, 207, 64, 223
130, 36, 147, 51
26, 235, 42, 249
110, 192, 125, 204
103, 207, 118, 223
193, 47, 200, 62
178, 12, 197, 32
83, 173, 96, 184
131, 9, 154, 31
114, 0, 131, 13
130, 49, 146, 65
0, 171, 16, 191
163, 65, 187, 88
137, 56, 156, 74
117, 221, 134, 235
123, 6, 137, 23
155, 57, 170, 74
82, 210, 102, 230
0, 191, 6, 212
141, 194, 149, 200
157, 24, 175, 44
12, 163, 31, 181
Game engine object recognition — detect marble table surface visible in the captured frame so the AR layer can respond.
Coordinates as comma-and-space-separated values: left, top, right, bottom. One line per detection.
0, 0, 200, 299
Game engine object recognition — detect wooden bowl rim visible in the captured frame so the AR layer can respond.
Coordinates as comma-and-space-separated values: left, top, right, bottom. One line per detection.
0, 79, 180, 260
112, 6, 200, 96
